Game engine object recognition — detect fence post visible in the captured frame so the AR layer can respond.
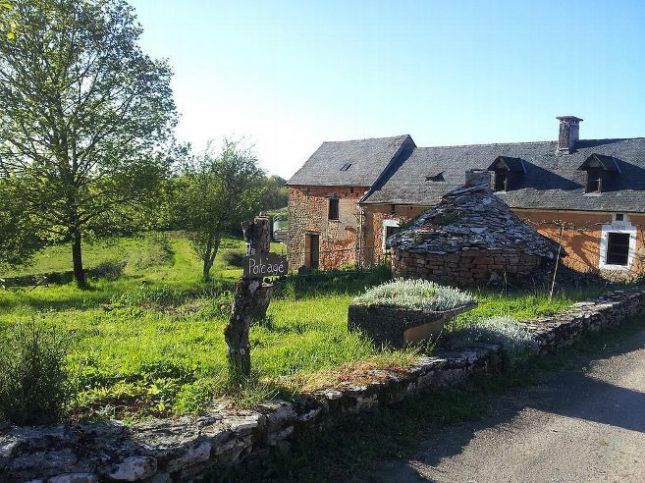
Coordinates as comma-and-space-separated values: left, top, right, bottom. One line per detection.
224, 216, 272, 380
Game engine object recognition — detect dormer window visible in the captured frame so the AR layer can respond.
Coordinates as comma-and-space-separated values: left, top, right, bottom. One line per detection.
578, 153, 621, 195
487, 156, 526, 192
585, 169, 602, 193
425, 171, 445, 182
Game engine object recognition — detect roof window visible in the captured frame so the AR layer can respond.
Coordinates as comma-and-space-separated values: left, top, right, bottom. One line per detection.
340, 163, 352, 171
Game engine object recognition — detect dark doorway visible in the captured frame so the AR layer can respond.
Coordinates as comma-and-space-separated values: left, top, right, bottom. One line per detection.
305, 233, 320, 269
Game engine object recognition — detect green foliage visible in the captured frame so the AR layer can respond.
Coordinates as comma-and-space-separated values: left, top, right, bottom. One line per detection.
0, 320, 71, 425
176, 140, 266, 280
260, 175, 289, 210
0, 179, 41, 273
0, 232, 599, 420
274, 263, 392, 300
0, 0, 178, 286
128, 233, 174, 270
352, 279, 474, 311
452, 287, 602, 326
446, 315, 539, 360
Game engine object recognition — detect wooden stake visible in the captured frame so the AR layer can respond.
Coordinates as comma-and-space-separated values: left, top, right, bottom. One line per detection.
224, 216, 272, 380
549, 223, 565, 301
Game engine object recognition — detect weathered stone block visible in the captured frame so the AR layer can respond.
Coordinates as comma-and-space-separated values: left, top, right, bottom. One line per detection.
348, 303, 475, 348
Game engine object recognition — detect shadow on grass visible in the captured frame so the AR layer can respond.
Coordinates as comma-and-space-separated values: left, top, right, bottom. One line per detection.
272, 264, 392, 300
221, 315, 645, 482
0, 276, 237, 313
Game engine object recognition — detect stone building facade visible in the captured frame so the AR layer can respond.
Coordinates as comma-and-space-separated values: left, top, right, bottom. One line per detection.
287, 117, 645, 280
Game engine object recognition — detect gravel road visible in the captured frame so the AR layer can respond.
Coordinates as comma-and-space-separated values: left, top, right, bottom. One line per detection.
371, 324, 645, 483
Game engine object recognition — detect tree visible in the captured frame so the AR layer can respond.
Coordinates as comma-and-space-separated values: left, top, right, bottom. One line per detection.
260, 175, 288, 211
179, 140, 265, 281
0, 178, 41, 274
0, 0, 177, 287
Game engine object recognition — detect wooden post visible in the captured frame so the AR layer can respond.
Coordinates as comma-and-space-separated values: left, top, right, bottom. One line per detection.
224, 216, 272, 380
549, 223, 565, 301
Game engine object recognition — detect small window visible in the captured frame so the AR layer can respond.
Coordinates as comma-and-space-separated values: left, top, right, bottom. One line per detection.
606, 232, 630, 266
340, 163, 352, 171
328, 198, 339, 220
586, 170, 602, 193
493, 171, 508, 192
615, 213, 624, 222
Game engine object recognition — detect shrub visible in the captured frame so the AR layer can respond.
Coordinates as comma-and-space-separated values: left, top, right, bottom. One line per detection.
222, 250, 245, 268
446, 316, 538, 360
0, 321, 71, 425
90, 259, 125, 280
352, 279, 474, 311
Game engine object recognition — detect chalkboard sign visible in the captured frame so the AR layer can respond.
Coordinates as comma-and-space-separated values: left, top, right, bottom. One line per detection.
243, 253, 288, 278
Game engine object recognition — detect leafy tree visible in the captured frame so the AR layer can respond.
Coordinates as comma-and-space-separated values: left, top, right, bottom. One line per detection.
260, 175, 289, 210
179, 140, 265, 281
0, 178, 41, 274
0, 0, 177, 287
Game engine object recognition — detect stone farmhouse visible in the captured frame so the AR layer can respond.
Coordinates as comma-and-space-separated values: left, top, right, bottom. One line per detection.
287, 116, 645, 280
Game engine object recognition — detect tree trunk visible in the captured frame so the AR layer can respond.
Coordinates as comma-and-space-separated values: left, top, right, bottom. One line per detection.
224, 216, 272, 381
202, 237, 221, 281
71, 228, 86, 288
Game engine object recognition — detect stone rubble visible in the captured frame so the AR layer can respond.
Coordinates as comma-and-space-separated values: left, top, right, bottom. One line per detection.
1, 287, 644, 482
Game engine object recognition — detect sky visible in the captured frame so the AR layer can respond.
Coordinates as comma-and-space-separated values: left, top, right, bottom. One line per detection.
131, 0, 645, 179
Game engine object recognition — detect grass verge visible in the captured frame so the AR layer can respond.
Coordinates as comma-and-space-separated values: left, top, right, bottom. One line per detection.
223, 315, 645, 482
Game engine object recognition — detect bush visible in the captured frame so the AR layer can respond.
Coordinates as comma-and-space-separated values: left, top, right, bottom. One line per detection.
352, 279, 474, 311
90, 259, 125, 280
0, 321, 71, 425
222, 250, 245, 268
446, 316, 538, 360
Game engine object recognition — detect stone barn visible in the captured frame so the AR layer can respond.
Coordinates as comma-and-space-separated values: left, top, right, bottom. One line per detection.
388, 171, 563, 288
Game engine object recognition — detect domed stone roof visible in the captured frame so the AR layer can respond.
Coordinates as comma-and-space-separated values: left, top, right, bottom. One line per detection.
389, 172, 562, 260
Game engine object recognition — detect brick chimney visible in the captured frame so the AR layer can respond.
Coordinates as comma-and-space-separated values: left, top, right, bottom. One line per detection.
556, 115, 583, 154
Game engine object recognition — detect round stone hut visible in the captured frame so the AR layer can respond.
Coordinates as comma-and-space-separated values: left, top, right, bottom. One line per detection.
388, 171, 563, 288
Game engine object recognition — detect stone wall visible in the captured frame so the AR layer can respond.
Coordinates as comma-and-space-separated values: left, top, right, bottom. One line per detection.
391, 247, 545, 287
2, 287, 644, 482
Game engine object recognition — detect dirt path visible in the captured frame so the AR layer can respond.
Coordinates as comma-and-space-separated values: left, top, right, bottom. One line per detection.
371, 325, 645, 483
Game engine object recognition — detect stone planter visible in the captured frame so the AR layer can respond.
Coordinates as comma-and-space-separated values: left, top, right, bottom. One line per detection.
348, 302, 476, 348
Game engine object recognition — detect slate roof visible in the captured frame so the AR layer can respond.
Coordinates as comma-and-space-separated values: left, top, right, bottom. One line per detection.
287, 135, 413, 187
363, 137, 645, 212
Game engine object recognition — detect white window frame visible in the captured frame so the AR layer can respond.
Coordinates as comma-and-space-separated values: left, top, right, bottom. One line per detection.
599, 217, 636, 270
382, 219, 401, 253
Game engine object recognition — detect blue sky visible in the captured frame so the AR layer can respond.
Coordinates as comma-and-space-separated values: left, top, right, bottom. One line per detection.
132, 0, 645, 178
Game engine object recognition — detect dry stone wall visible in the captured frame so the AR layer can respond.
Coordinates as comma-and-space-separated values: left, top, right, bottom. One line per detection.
392, 248, 544, 287
2, 287, 644, 482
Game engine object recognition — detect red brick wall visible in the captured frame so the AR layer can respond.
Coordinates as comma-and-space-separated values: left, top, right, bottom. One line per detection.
287, 185, 368, 270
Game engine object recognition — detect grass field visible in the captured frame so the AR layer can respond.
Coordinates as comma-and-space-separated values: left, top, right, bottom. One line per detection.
0, 232, 599, 421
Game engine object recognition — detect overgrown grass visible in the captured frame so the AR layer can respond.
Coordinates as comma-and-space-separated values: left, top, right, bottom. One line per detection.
0, 233, 602, 421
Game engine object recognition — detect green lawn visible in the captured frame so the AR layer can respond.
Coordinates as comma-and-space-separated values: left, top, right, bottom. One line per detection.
0, 232, 600, 420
